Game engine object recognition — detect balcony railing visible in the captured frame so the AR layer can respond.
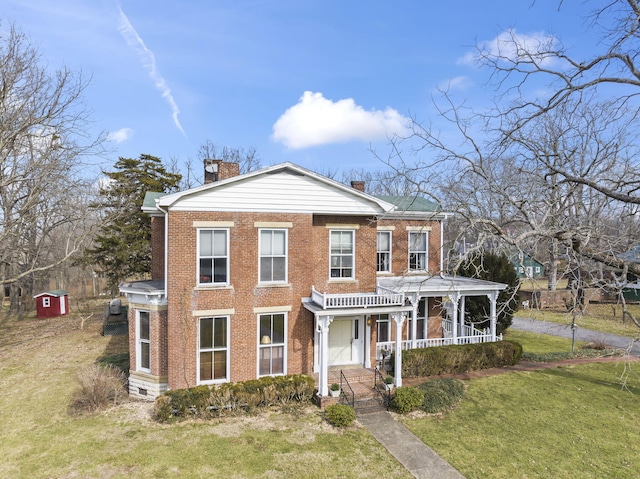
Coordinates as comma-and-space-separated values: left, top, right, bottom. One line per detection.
311, 286, 405, 309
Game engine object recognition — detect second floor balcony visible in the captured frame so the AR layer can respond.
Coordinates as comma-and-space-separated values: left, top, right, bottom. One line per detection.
310, 285, 405, 310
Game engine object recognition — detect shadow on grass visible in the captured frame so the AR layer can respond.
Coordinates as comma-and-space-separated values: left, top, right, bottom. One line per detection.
536, 364, 640, 394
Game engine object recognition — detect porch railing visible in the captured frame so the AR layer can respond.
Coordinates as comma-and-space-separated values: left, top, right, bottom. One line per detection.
442, 318, 487, 338
375, 333, 503, 360
339, 370, 355, 408
311, 286, 404, 309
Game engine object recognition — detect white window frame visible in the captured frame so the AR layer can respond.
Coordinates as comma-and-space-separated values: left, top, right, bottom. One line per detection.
258, 229, 288, 284
197, 229, 229, 286
408, 298, 427, 340
408, 231, 428, 272
197, 316, 230, 384
377, 231, 392, 273
42, 297, 51, 308
329, 229, 355, 279
257, 312, 287, 377
136, 310, 151, 373
376, 314, 391, 343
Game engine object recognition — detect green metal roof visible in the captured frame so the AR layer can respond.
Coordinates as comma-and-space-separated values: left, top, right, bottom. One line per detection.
143, 191, 165, 209
375, 195, 440, 212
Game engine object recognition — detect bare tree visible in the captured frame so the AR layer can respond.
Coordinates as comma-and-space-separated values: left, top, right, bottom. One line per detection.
0, 23, 105, 311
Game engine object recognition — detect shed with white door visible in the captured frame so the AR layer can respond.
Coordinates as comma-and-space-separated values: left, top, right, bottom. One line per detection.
34, 290, 69, 318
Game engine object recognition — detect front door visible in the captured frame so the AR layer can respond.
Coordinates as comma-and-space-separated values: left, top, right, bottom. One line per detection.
328, 318, 362, 365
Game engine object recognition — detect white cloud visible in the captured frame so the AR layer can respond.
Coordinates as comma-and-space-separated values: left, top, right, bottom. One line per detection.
117, 5, 186, 136
457, 29, 559, 67
436, 75, 472, 92
107, 127, 133, 143
271, 91, 410, 149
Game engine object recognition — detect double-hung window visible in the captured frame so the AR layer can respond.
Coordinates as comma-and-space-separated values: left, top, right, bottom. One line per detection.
137, 310, 150, 372
377, 314, 391, 343
199, 316, 228, 382
258, 313, 286, 376
43, 297, 51, 308
330, 230, 354, 279
259, 229, 287, 283
409, 231, 428, 271
377, 231, 391, 273
199, 229, 228, 285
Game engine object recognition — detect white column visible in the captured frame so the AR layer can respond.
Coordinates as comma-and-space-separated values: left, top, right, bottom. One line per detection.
316, 315, 334, 396
364, 315, 371, 368
459, 295, 466, 338
393, 314, 406, 387
411, 295, 418, 348
488, 291, 498, 341
450, 292, 460, 345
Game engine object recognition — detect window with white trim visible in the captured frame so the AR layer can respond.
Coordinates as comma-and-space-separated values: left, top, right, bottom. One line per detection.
137, 310, 150, 372
258, 313, 286, 376
377, 231, 391, 273
259, 229, 287, 283
377, 314, 390, 343
408, 298, 427, 340
199, 316, 228, 382
409, 231, 428, 271
330, 230, 354, 278
43, 297, 51, 308
198, 229, 228, 285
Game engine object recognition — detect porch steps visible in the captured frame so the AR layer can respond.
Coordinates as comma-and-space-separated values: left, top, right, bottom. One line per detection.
318, 368, 391, 413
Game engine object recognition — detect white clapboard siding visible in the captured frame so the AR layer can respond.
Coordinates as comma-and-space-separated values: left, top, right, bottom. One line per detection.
165, 170, 390, 215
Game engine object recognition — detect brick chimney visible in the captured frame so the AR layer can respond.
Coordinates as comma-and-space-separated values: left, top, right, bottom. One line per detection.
204, 159, 240, 184
350, 180, 365, 192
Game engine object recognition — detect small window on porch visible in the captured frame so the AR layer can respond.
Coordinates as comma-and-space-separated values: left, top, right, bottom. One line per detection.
376, 314, 391, 342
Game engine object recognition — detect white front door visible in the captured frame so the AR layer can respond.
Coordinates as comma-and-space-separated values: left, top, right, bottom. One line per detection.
328, 318, 363, 366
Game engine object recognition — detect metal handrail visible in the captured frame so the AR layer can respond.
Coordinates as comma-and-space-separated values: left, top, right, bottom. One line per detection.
373, 367, 391, 410
339, 370, 355, 408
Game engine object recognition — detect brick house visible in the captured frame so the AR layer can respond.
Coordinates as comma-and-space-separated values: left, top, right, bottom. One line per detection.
119, 161, 506, 400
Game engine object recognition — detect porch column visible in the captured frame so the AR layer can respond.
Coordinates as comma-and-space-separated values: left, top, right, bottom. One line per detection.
393, 314, 406, 387
316, 315, 334, 396
364, 315, 371, 368
450, 292, 460, 345
488, 291, 498, 341
411, 295, 418, 348
459, 295, 466, 339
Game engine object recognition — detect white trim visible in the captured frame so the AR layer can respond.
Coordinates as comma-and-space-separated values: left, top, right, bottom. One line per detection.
258, 228, 288, 285
193, 308, 235, 317
408, 230, 429, 272
42, 297, 51, 308
377, 230, 392, 274
197, 315, 230, 385
253, 305, 292, 313
257, 311, 288, 377
406, 225, 432, 231
377, 225, 396, 231
197, 228, 230, 286
136, 310, 151, 373
329, 229, 356, 280
254, 222, 293, 228
326, 223, 360, 229
193, 221, 235, 228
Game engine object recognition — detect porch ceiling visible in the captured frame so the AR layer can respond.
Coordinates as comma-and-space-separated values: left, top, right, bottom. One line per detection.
377, 274, 507, 296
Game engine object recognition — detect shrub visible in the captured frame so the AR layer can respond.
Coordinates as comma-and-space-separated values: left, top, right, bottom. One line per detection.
390, 386, 425, 414
155, 374, 315, 422
418, 378, 465, 414
402, 340, 523, 378
325, 404, 356, 427
69, 363, 127, 414
330, 383, 340, 391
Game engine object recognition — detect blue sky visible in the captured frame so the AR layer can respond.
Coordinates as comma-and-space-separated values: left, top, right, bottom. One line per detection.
3, 1, 594, 177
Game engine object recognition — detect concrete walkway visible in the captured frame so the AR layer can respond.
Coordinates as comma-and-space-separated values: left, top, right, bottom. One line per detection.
511, 316, 640, 356
358, 411, 465, 479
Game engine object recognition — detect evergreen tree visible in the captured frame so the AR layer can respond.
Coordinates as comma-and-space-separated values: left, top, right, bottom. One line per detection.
456, 251, 519, 334
86, 154, 181, 292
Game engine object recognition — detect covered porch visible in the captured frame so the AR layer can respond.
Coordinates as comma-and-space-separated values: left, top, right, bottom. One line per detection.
304, 274, 507, 397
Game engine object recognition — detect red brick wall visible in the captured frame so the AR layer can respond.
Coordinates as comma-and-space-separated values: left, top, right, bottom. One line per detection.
150, 216, 165, 281
128, 305, 168, 377
377, 218, 442, 274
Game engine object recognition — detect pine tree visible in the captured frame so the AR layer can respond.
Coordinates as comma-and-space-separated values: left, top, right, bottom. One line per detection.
456, 251, 520, 334
86, 154, 181, 292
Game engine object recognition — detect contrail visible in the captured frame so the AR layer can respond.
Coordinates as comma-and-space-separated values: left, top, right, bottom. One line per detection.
117, 5, 186, 136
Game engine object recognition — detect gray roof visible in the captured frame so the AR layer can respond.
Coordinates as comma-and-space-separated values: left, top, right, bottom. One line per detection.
143, 191, 165, 209
376, 195, 440, 212
377, 274, 507, 295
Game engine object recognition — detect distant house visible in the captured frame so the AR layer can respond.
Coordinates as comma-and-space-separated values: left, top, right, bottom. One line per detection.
33, 290, 69, 318
120, 161, 507, 400
511, 254, 545, 279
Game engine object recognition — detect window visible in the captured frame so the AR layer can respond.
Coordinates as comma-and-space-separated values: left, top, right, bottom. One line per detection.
377, 314, 390, 343
198, 229, 228, 284
377, 231, 391, 273
535, 266, 541, 273
199, 316, 228, 382
330, 230, 354, 278
408, 298, 426, 340
409, 231, 428, 271
43, 297, 51, 308
259, 229, 287, 283
258, 313, 286, 376
137, 311, 150, 372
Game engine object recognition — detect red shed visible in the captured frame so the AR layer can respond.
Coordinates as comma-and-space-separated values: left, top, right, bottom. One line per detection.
33, 290, 69, 318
